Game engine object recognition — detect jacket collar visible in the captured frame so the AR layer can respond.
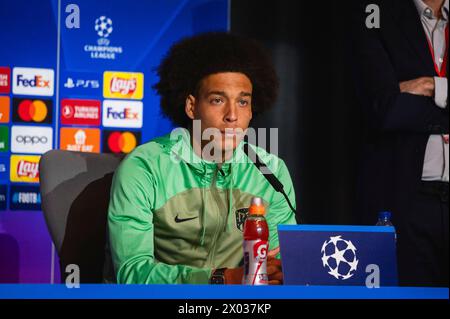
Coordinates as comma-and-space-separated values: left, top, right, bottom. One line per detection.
413, 0, 449, 21
168, 128, 246, 178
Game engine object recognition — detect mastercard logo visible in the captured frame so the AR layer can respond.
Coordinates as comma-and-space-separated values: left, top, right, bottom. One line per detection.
13, 98, 52, 124
18, 99, 47, 122
108, 132, 136, 153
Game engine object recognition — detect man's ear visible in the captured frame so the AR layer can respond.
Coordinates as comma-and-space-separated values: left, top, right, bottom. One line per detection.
185, 94, 196, 120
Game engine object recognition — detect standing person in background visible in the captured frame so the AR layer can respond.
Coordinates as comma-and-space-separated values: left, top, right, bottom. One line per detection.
353, 0, 448, 286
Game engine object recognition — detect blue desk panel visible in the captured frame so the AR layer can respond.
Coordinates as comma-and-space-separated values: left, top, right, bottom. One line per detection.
0, 284, 447, 299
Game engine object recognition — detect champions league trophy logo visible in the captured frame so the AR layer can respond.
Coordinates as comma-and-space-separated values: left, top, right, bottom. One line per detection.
321, 236, 359, 280
95, 16, 113, 45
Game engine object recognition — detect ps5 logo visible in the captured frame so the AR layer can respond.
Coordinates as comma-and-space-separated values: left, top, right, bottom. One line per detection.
64, 77, 100, 89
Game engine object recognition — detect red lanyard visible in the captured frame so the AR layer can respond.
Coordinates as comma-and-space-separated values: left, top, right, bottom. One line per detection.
426, 23, 448, 77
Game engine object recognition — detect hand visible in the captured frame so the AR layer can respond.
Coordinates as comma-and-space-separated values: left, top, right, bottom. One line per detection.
224, 267, 243, 285
399, 77, 435, 97
223, 247, 284, 285
267, 247, 283, 285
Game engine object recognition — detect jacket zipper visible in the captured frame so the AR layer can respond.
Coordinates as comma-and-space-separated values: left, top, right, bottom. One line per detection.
206, 166, 225, 267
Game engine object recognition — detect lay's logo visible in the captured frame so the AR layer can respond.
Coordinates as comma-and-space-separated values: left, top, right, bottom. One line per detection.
10, 155, 40, 183
111, 77, 136, 95
103, 71, 143, 99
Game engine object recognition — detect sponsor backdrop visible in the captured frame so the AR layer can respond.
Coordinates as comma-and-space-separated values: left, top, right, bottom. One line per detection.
0, 0, 228, 282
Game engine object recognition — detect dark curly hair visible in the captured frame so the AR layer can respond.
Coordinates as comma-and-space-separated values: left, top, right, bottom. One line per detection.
153, 32, 279, 128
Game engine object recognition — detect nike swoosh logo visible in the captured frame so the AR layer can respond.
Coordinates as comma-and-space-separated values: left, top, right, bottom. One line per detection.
174, 214, 199, 223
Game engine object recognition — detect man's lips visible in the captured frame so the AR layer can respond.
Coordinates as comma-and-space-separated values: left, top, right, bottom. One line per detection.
221, 130, 241, 138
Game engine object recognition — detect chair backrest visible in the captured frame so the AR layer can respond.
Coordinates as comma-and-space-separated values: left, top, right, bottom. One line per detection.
39, 150, 125, 283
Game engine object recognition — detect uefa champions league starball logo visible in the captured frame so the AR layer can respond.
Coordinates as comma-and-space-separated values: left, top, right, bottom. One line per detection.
321, 236, 359, 280
88, 15, 122, 57
95, 16, 113, 38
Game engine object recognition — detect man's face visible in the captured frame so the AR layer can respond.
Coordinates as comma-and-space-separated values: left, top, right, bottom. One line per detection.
186, 72, 253, 154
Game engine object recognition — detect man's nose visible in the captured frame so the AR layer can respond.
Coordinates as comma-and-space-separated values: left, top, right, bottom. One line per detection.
224, 103, 238, 123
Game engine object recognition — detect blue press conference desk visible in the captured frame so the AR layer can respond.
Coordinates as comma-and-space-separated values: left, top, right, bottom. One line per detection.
0, 284, 447, 299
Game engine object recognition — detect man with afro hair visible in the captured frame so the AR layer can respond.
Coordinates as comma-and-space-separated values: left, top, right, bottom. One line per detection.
108, 32, 297, 285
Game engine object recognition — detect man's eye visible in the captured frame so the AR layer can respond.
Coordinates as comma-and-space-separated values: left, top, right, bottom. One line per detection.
211, 98, 223, 104
239, 100, 249, 106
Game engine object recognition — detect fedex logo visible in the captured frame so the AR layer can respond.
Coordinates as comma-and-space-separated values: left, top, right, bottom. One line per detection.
16, 74, 50, 88
13, 67, 54, 96
103, 100, 142, 128
106, 107, 139, 120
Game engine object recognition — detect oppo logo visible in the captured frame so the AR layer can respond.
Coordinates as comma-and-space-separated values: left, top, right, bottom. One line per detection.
11, 126, 53, 154
16, 135, 49, 145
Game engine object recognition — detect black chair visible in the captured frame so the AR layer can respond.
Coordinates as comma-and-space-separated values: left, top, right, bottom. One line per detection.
39, 150, 125, 283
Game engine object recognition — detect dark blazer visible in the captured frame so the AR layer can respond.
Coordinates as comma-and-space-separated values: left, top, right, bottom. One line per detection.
352, 0, 449, 225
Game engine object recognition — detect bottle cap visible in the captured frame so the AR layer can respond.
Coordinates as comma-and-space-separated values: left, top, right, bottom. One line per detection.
249, 197, 265, 215
378, 211, 392, 220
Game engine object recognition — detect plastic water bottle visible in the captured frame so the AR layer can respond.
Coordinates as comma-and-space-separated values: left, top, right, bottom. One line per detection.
376, 211, 394, 226
376, 211, 397, 242
243, 197, 269, 285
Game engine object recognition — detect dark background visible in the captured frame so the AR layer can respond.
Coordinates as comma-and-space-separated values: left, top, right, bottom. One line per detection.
231, 1, 364, 225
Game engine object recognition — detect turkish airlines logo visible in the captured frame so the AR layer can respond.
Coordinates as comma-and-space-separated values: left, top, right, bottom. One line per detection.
0, 67, 10, 94
11, 126, 53, 154
102, 100, 142, 128
61, 99, 101, 126
13, 98, 53, 124
103, 71, 143, 99
103, 130, 141, 154
12, 67, 54, 96
10, 155, 40, 183
60, 127, 100, 153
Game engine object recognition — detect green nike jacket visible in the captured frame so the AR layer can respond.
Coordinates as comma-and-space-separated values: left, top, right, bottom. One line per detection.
108, 128, 297, 284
